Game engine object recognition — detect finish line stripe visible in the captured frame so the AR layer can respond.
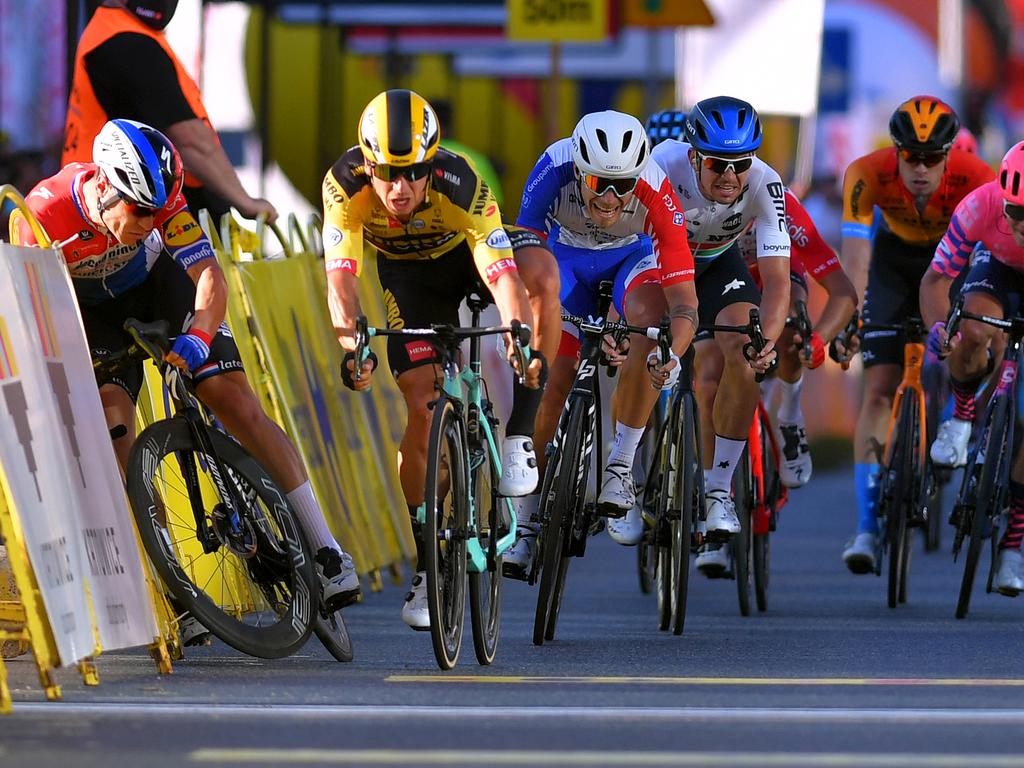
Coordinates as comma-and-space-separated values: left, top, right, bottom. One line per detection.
9, 702, 1024, 724
386, 675, 1024, 687
188, 748, 1024, 766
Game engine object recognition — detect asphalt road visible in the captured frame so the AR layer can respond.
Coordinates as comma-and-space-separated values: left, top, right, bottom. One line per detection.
4, 468, 1024, 768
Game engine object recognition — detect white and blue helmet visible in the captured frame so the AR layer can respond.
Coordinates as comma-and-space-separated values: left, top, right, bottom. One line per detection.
93, 119, 183, 210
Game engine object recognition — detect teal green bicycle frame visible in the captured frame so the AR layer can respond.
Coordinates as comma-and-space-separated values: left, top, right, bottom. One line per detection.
358, 313, 523, 575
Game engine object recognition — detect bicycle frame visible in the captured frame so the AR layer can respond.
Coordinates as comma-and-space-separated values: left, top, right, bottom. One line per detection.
748, 401, 787, 537
880, 326, 928, 481
359, 308, 520, 576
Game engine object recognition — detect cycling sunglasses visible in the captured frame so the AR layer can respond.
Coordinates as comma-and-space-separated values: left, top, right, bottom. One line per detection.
698, 153, 755, 176
117, 191, 161, 217
897, 149, 947, 168
369, 162, 433, 182
581, 173, 638, 197
1004, 200, 1024, 222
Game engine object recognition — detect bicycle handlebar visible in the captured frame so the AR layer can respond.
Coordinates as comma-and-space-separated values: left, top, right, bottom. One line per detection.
829, 310, 859, 370
700, 307, 776, 383
92, 318, 171, 375
350, 315, 533, 383
784, 299, 814, 364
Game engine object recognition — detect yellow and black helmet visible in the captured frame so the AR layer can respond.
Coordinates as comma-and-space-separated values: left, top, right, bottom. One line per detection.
358, 89, 441, 166
889, 95, 960, 153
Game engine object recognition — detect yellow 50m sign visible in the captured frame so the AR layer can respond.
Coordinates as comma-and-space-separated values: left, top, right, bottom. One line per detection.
506, 0, 610, 42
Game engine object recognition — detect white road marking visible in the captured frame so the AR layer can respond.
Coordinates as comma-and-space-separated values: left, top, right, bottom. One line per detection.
188, 748, 1024, 766
7, 702, 1024, 725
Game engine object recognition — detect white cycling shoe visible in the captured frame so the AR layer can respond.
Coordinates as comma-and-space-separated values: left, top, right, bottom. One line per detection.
401, 571, 430, 631
842, 532, 878, 574
502, 524, 538, 580
695, 543, 731, 578
598, 462, 636, 518
930, 418, 972, 468
996, 548, 1024, 597
607, 506, 644, 546
704, 489, 741, 538
776, 419, 812, 488
498, 436, 538, 496
315, 546, 361, 611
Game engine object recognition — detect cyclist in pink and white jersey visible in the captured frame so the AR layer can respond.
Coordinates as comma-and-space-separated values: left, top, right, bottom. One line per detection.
921, 141, 1024, 594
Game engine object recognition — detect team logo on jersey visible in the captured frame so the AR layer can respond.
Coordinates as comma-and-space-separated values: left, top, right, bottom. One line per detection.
405, 341, 436, 363
673, 212, 684, 226
485, 229, 512, 250
164, 212, 202, 248
323, 225, 344, 247
411, 219, 426, 229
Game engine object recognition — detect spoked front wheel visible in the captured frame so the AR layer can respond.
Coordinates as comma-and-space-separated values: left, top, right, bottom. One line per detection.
669, 394, 698, 635
732, 451, 753, 618
468, 434, 503, 666
956, 397, 1008, 619
424, 398, 470, 669
127, 419, 317, 659
314, 607, 353, 662
534, 402, 589, 645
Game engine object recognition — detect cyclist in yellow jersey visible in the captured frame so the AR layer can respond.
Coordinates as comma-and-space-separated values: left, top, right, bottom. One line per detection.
322, 89, 560, 630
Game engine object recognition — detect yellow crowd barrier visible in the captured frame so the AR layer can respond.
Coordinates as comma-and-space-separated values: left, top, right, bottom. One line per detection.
199, 209, 413, 581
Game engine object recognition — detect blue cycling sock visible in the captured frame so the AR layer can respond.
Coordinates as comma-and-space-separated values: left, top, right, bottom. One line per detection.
855, 462, 881, 535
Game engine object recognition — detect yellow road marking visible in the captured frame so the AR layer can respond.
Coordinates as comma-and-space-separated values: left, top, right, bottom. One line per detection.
190, 749, 1024, 766
386, 674, 1024, 687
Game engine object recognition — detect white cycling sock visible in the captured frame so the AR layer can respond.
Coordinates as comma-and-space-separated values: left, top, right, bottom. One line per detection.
286, 480, 340, 552
759, 377, 779, 410
777, 376, 804, 424
607, 422, 645, 468
704, 435, 746, 493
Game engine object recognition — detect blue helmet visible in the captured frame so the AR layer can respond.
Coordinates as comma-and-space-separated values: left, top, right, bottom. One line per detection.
685, 96, 763, 154
645, 110, 687, 147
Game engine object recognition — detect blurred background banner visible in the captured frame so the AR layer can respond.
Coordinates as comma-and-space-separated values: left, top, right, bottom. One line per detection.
676, 0, 826, 117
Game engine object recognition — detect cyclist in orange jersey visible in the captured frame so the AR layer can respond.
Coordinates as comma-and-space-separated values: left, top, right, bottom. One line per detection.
839, 96, 994, 573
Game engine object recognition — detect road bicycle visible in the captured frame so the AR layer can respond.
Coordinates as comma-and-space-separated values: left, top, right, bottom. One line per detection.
352, 296, 529, 669
945, 298, 1024, 619
99, 319, 321, 659
857, 316, 937, 608
532, 281, 668, 645
642, 334, 702, 635
697, 310, 778, 616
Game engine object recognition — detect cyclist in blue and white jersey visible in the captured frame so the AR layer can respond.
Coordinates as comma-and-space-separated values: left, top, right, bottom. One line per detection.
650, 96, 790, 575
502, 110, 699, 574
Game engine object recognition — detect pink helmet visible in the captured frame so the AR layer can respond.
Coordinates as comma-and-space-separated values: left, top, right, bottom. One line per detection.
999, 142, 1024, 205
952, 127, 978, 155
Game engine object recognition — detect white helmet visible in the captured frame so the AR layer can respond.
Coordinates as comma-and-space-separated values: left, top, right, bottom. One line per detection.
93, 119, 183, 210
571, 110, 650, 179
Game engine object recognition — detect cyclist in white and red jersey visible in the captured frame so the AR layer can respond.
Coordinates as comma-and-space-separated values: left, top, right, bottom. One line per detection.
744, 190, 857, 486
649, 97, 789, 558
503, 110, 698, 567
921, 141, 1024, 595
11, 119, 361, 631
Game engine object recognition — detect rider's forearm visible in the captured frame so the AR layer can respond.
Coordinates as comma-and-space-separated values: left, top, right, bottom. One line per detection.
491, 271, 532, 336
188, 260, 227, 337
165, 119, 255, 211
840, 236, 872, 307
664, 282, 698, 357
813, 271, 858, 342
327, 269, 363, 352
920, 268, 953, 329
758, 259, 791, 341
